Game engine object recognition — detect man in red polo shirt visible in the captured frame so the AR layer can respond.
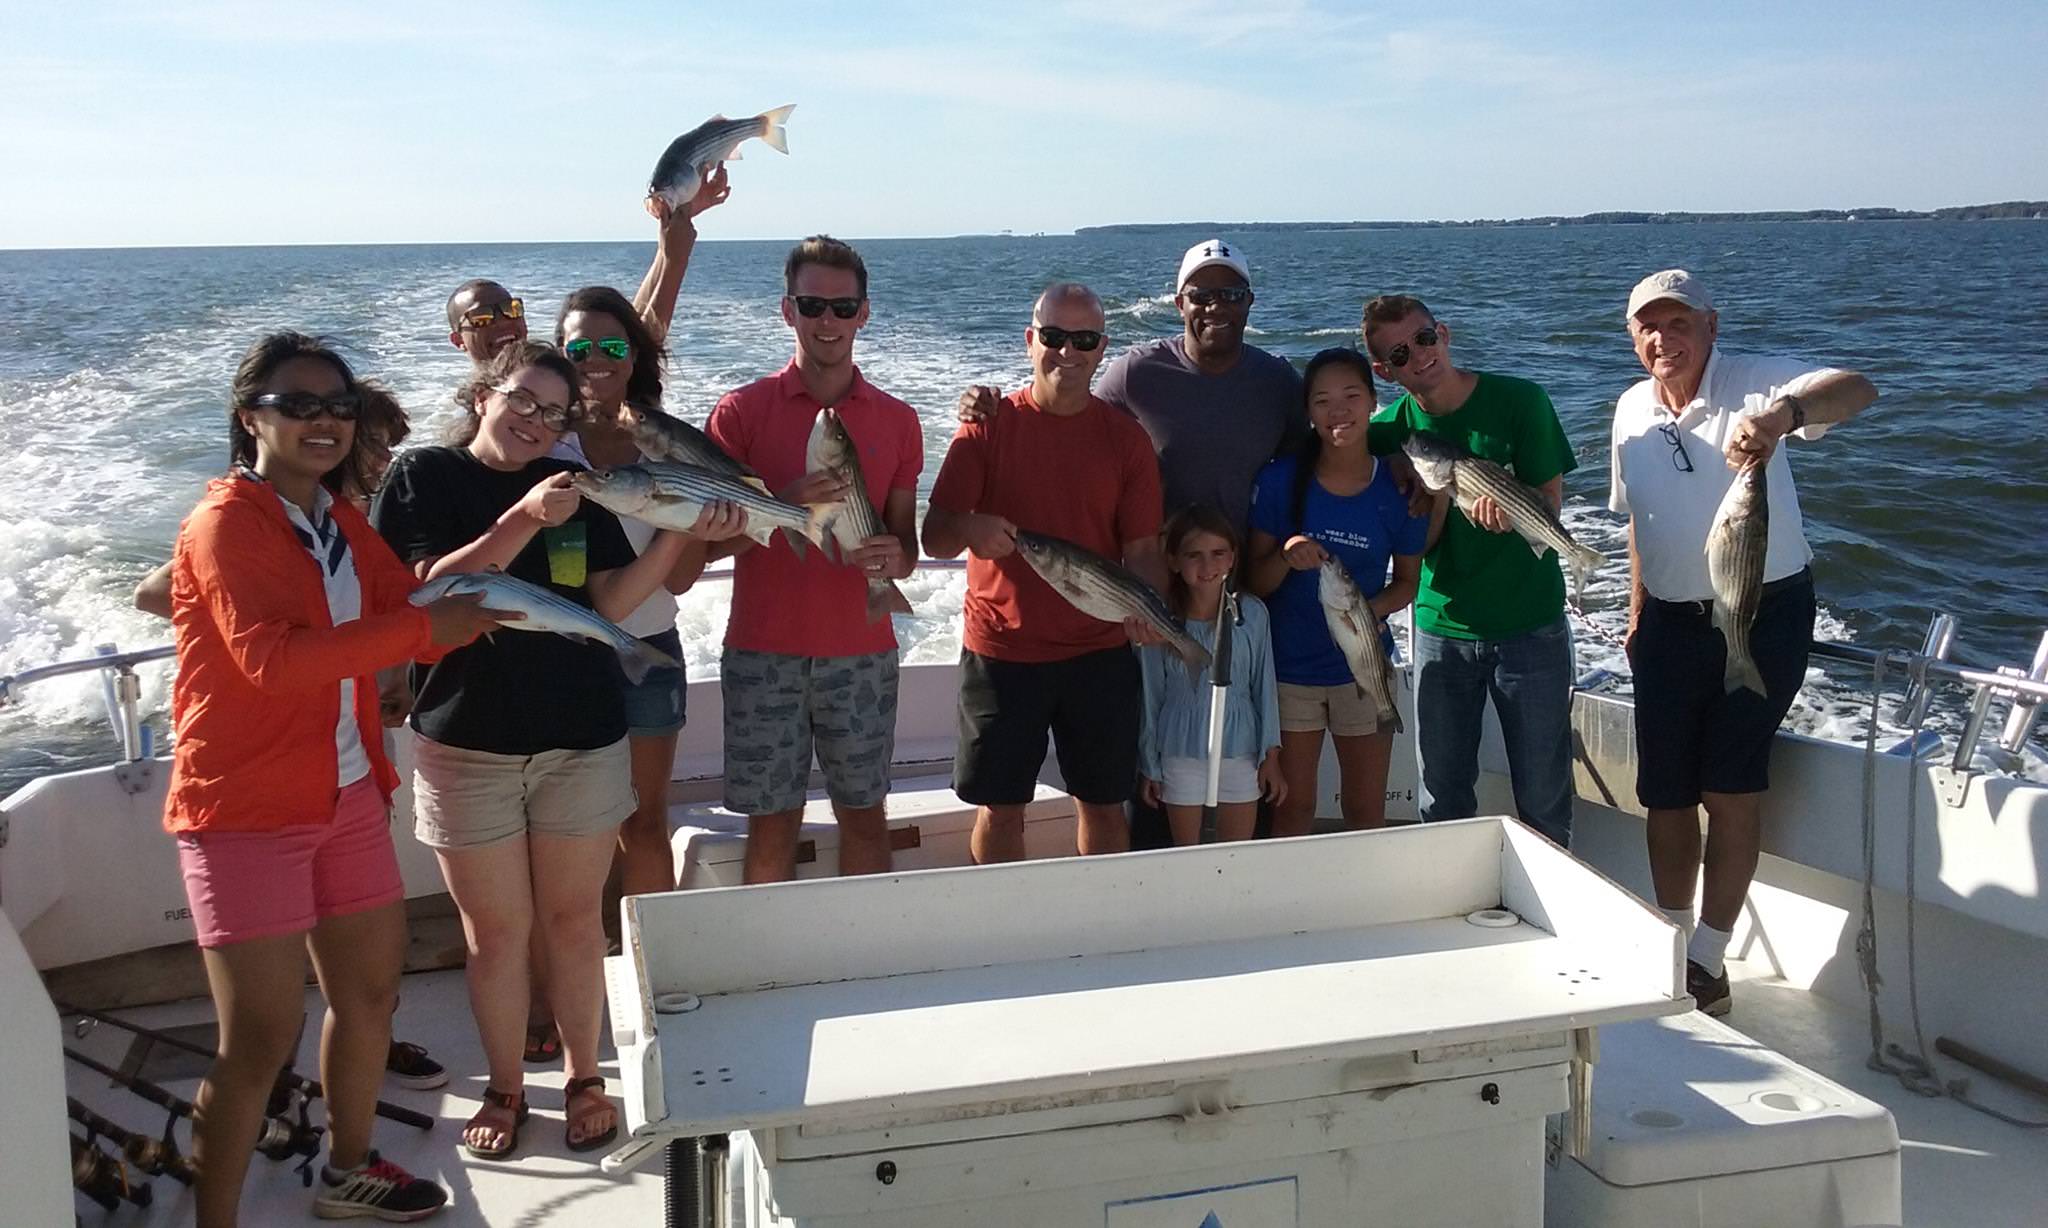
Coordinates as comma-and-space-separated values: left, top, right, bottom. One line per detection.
925, 282, 1167, 862
706, 235, 922, 883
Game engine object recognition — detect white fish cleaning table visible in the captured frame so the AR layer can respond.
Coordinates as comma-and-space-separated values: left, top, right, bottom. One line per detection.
606, 818, 1688, 1226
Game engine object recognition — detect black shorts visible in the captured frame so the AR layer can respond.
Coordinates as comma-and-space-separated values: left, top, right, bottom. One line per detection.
954, 646, 1141, 807
1627, 569, 1815, 809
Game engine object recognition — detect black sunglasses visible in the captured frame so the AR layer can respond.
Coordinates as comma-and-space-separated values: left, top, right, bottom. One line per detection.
250, 391, 362, 421
790, 295, 864, 319
1035, 325, 1103, 352
1657, 421, 1695, 473
1383, 327, 1441, 370
493, 385, 579, 431
1181, 286, 1251, 308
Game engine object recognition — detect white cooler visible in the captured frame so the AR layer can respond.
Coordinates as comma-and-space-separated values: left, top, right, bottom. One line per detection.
1545, 1011, 1902, 1227
608, 818, 1688, 1226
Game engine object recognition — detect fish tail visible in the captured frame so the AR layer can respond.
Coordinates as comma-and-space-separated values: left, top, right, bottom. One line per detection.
1174, 635, 1213, 685
740, 475, 771, 495
1724, 649, 1767, 697
618, 636, 677, 686
798, 501, 836, 556
867, 578, 914, 623
758, 103, 796, 154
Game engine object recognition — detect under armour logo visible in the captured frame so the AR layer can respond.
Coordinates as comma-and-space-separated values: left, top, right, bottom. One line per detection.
1203, 243, 1230, 258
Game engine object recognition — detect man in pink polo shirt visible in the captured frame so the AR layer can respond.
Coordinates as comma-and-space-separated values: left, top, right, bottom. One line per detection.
706, 236, 922, 883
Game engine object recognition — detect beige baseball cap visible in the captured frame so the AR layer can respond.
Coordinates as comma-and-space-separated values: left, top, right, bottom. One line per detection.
1627, 268, 1714, 319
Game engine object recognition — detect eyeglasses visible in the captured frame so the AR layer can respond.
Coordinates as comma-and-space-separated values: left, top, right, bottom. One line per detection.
492, 385, 578, 431
1657, 421, 1695, 473
1181, 286, 1251, 308
564, 337, 630, 363
460, 299, 524, 329
249, 391, 362, 421
1382, 327, 1441, 370
789, 295, 864, 319
1034, 325, 1103, 352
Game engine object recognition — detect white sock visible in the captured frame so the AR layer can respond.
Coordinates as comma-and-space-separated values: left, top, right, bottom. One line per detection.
1662, 906, 1695, 938
1688, 922, 1733, 977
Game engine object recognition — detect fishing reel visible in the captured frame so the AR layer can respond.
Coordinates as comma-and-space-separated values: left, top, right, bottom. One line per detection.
259, 1083, 326, 1185
71, 1133, 153, 1211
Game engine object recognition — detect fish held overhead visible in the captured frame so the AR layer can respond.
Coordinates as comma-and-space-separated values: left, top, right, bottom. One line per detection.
806, 407, 913, 623
648, 105, 795, 211
1400, 432, 1605, 606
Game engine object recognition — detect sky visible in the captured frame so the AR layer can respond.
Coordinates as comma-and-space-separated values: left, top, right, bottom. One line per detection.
3, 0, 2044, 249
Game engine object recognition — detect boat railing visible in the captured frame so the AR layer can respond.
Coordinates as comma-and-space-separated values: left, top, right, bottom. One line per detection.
2, 583, 2042, 800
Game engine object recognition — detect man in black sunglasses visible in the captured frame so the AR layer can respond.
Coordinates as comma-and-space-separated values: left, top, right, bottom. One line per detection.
1361, 293, 1579, 852
446, 280, 529, 364
1611, 269, 1876, 1018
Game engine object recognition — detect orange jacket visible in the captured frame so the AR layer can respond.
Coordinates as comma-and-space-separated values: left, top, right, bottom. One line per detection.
164, 476, 437, 834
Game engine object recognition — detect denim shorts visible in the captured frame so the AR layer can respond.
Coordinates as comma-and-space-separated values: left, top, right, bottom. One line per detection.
622, 628, 687, 738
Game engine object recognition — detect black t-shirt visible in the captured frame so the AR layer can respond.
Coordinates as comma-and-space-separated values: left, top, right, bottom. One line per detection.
371, 446, 638, 754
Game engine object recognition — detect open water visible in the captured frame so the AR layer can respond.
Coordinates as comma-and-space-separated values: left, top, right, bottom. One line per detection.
3, 221, 2045, 797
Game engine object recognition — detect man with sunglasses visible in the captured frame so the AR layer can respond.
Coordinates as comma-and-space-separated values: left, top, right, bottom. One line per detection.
927, 283, 1166, 863
1361, 294, 1579, 849
447, 280, 530, 364
705, 236, 922, 884
1612, 269, 1876, 1017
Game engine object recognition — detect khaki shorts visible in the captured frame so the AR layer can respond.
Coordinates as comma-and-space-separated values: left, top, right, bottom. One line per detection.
1278, 680, 1386, 738
412, 735, 635, 849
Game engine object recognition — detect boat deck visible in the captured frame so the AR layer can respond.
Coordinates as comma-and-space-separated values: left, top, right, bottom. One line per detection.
58, 938, 2048, 1226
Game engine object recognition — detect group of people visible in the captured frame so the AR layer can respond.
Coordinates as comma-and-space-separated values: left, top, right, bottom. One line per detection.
154, 178, 1874, 1223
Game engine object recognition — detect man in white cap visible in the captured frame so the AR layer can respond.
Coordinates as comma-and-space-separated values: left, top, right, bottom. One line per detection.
1093, 238, 1306, 533
1613, 268, 1876, 1016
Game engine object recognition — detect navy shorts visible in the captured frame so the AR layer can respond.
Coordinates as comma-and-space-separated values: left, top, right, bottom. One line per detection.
1627, 569, 1815, 809
954, 646, 1141, 807
621, 628, 687, 738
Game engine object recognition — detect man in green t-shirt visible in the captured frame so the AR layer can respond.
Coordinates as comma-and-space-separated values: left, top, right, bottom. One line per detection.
1362, 294, 1578, 845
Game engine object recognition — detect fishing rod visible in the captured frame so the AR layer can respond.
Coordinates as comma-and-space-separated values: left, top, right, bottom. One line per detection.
63, 1001, 434, 1131
1200, 581, 1242, 843
71, 1133, 153, 1211
63, 1046, 325, 1176
68, 1095, 195, 1185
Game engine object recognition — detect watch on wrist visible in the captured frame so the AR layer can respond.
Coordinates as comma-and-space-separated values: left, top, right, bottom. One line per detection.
1779, 394, 1806, 433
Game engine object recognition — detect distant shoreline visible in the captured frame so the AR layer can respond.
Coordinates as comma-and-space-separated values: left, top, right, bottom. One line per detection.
1075, 201, 2048, 236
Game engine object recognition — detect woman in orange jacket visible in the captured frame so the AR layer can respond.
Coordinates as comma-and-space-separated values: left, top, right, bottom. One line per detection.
165, 332, 504, 1227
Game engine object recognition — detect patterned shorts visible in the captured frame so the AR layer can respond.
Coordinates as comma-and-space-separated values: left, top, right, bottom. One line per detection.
721, 648, 900, 816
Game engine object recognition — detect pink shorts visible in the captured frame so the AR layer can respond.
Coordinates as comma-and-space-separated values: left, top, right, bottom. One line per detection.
176, 776, 405, 948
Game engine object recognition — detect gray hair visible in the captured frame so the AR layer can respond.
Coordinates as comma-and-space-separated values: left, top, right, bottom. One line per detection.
1031, 281, 1104, 325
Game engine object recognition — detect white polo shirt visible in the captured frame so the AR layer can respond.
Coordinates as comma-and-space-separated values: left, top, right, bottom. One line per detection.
1609, 348, 1837, 603
272, 482, 373, 788
552, 433, 681, 640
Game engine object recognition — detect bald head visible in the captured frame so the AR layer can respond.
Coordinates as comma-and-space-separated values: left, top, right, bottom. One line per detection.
1031, 282, 1105, 328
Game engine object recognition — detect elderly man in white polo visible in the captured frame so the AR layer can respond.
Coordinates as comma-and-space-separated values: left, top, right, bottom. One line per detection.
1611, 269, 1877, 1017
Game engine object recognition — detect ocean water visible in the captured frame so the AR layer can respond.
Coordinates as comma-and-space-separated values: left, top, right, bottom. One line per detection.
2, 221, 2045, 797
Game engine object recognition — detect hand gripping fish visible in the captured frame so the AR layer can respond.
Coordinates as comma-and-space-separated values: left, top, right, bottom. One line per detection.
1706, 460, 1770, 695
805, 407, 914, 622
569, 463, 831, 559
409, 569, 677, 684
1013, 530, 1211, 680
648, 106, 795, 211
1317, 557, 1403, 733
1402, 432, 1605, 606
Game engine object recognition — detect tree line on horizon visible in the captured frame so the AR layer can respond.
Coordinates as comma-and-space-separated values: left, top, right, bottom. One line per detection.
1078, 201, 2048, 235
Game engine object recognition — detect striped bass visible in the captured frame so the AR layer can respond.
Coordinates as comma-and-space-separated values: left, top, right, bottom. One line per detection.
648, 106, 794, 212
1402, 432, 1605, 605
568, 462, 830, 559
1706, 461, 1770, 695
1317, 557, 1402, 733
622, 405, 765, 490
1013, 530, 1211, 678
805, 406, 913, 622
409, 570, 676, 684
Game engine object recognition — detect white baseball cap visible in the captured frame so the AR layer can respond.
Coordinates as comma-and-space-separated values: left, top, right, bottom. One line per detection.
1626, 268, 1713, 319
1177, 239, 1251, 290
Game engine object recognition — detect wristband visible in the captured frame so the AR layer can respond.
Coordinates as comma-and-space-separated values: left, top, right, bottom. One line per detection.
1779, 394, 1806, 433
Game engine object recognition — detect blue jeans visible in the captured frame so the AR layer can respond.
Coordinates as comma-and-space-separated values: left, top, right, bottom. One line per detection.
1414, 616, 1575, 846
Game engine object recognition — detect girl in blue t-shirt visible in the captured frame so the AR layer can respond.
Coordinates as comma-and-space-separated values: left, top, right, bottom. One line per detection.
1247, 347, 1427, 836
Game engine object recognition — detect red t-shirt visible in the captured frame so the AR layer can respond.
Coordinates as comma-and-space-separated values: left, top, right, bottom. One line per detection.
928, 387, 1163, 663
707, 363, 924, 657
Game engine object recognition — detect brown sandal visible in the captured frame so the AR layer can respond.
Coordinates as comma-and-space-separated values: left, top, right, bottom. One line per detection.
563, 1075, 618, 1153
461, 1086, 529, 1160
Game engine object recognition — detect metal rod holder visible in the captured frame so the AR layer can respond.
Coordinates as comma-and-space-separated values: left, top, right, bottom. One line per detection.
1897, 612, 1957, 728
1996, 629, 2048, 755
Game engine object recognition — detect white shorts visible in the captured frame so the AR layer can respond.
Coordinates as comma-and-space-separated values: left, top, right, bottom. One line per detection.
1159, 755, 1261, 807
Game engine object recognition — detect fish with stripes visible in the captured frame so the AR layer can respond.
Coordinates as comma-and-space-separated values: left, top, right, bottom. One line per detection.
622, 405, 765, 490
1012, 530, 1210, 679
806, 406, 913, 621
1706, 460, 1770, 695
408, 570, 677, 683
568, 462, 831, 559
1317, 557, 1403, 733
1401, 432, 1605, 605
647, 105, 795, 212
